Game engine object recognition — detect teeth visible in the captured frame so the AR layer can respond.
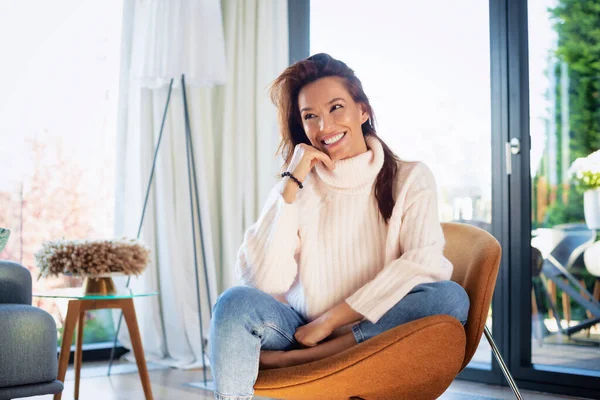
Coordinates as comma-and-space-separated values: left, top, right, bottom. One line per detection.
324, 133, 345, 145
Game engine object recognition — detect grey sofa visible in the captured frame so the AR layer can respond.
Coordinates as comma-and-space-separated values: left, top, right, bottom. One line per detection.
0, 260, 63, 400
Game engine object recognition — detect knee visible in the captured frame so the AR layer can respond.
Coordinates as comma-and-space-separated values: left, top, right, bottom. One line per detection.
432, 281, 470, 324
443, 281, 470, 324
212, 285, 263, 320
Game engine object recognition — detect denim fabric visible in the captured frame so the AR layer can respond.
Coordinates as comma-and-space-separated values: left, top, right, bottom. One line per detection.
351, 281, 469, 343
208, 280, 469, 399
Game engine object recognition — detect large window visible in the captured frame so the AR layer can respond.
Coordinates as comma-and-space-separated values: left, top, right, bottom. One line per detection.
0, 0, 123, 346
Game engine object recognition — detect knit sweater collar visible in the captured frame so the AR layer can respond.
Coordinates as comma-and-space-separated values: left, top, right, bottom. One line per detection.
314, 135, 384, 193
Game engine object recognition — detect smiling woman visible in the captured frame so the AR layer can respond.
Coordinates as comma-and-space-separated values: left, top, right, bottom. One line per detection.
271, 53, 401, 222
298, 79, 369, 160
208, 53, 469, 400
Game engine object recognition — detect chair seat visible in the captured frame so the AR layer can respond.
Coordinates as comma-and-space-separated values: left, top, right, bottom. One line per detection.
255, 315, 466, 400
0, 304, 59, 389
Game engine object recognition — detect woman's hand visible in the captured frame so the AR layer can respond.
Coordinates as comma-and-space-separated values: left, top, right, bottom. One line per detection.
294, 316, 335, 347
288, 143, 335, 182
281, 144, 335, 204
294, 302, 364, 347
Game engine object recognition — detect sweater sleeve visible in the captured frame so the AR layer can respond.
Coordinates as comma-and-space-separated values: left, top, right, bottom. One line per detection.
234, 180, 301, 294
344, 163, 453, 324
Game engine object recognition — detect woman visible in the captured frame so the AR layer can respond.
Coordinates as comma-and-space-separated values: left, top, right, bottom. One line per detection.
208, 53, 469, 400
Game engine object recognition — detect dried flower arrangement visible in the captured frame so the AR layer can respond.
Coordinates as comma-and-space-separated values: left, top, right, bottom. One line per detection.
35, 238, 150, 279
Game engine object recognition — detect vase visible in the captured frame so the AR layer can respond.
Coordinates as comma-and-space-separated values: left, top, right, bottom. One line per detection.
82, 275, 117, 295
584, 188, 600, 230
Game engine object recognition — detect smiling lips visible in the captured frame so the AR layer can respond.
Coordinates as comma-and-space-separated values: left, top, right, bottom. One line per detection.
321, 132, 346, 146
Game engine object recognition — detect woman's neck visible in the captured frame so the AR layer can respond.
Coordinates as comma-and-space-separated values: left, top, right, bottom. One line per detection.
313, 135, 384, 193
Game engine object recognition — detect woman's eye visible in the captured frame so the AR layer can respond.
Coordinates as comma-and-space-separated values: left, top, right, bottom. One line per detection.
304, 113, 316, 120
331, 104, 343, 112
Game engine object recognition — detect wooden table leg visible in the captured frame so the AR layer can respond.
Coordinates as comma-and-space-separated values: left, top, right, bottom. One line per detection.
74, 309, 85, 399
121, 298, 154, 400
562, 278, 571, 327
548, 281, 556, 320
54, 300, 81, 400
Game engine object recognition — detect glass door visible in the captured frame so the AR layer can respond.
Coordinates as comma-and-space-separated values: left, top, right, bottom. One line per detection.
510, 0, 600, 395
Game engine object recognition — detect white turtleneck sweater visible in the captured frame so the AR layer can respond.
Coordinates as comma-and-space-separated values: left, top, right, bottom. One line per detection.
235, 135, 453, 331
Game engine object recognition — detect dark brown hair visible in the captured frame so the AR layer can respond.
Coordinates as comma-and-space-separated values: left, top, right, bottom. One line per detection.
269, 53, 400, 223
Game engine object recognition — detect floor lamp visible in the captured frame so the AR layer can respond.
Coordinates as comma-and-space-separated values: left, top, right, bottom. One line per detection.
107, 75, 214, 389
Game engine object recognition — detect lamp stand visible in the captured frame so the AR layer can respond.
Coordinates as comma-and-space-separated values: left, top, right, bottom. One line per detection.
107, 75, 214, 390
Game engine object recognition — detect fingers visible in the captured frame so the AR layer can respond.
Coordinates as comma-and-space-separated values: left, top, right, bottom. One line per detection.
294, 332, 306, 346
292, 143, 335, 178
294, 330, 318, 348
301, 144, 334, 170
313, 151, 335, 170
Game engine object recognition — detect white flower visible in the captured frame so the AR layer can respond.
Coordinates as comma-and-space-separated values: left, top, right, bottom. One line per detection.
569, 150, 600, 176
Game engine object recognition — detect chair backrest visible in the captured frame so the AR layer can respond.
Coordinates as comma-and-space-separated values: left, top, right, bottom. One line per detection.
0, 260, 33, 305
442, 222, 502, 370
551, 224, 595, 269
533, 225, 595, 277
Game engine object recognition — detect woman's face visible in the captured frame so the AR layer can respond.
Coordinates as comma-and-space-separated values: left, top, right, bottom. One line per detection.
298, 76, 369, 161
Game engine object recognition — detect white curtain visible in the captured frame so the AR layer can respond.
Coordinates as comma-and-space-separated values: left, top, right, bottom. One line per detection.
216, 0, 289, 293
114, 0, 288, 369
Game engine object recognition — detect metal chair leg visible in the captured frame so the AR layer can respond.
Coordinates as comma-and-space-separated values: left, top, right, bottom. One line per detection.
484, 326, 523, 399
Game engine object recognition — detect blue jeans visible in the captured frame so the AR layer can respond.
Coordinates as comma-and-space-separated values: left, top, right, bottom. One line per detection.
208, 280, 469, 400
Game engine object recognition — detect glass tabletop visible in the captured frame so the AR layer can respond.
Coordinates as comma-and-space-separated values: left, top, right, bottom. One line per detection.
33, 288, 159, 300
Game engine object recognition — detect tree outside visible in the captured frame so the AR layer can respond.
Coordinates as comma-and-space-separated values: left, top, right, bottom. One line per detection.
534, 0, 600, 228
0, 134, 116, 346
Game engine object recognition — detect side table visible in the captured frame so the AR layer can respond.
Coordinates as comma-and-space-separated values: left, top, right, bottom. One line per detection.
34, 288, 158, 400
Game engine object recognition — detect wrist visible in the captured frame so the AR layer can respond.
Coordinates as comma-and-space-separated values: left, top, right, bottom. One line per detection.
282, 171, 303, 189
321, 301, 363, 330
318, 309, 340, 331
290, 167, 309, 183
281, 178, 299, 204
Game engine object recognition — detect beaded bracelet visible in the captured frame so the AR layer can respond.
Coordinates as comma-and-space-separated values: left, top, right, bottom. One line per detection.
281, 171, 303, 189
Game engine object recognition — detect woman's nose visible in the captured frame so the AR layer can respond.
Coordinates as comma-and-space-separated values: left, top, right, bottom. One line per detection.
319, 114, 334, 132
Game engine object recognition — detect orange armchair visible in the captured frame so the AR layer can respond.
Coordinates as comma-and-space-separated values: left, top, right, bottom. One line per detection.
253, 222, 520, 400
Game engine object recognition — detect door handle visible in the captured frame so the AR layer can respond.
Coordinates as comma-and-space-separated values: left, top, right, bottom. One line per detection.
505, 138, 521, 175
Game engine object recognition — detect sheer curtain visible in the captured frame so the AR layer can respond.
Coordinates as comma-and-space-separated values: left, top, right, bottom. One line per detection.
114, 0, 288, 369
215, 0, 289, 294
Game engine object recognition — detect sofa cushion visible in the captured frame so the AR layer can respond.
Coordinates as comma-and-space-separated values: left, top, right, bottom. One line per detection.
0, 304, 58, 388
0, 380, 63, 400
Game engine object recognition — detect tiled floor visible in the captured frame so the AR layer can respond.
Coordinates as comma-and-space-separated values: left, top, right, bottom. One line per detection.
29, 361, 590, 400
